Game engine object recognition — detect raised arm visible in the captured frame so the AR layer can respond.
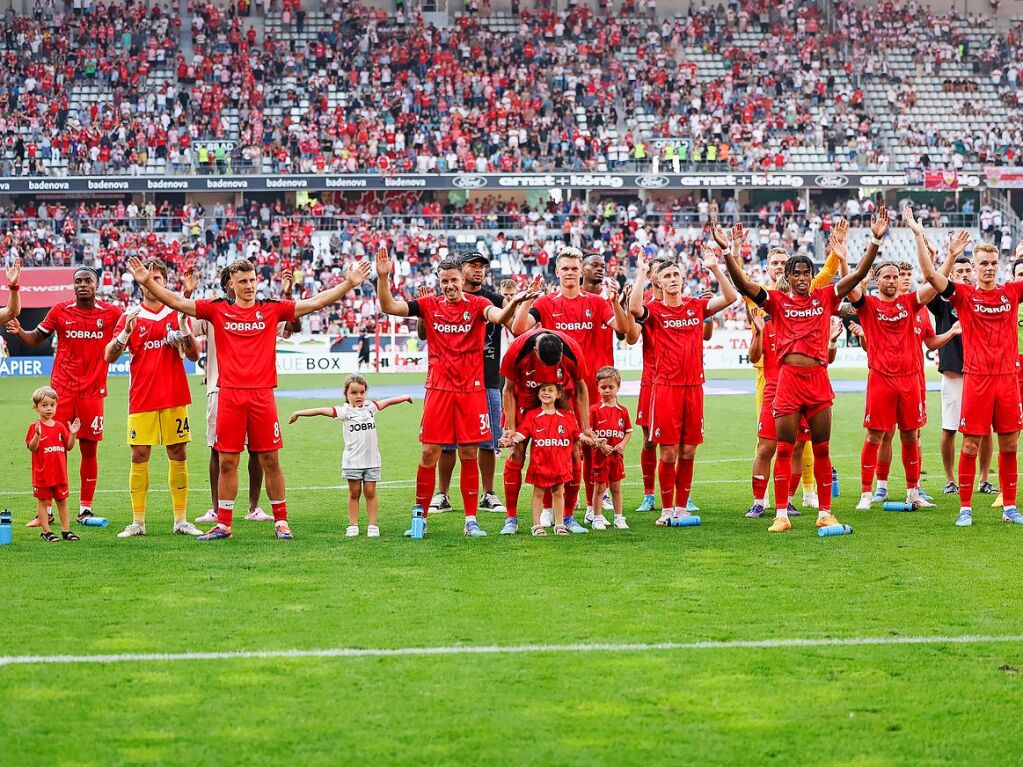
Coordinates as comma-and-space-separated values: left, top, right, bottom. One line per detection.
127, 257, 197, 315
836, 204, 889, 299
0, 258, 22, 325
288, 407, 336, 423
721, 223, 767, 302
748, 312, 764, 364
629, 258, 649, 318
280, 269, 303, 333
104, 306, 141, 362
294, 260, 370, 319
374, 247, 410, 317
485, 286, 540, 327
604, 277, 629, 336
619, 284, 641, 343
702, 244, 738, 314
376, 394, 414, 410
510, 292, 539, 336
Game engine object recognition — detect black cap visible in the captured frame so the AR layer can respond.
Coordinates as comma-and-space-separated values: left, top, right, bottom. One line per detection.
459, 251, 489, 265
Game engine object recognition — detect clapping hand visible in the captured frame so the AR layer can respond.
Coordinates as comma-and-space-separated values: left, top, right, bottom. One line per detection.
69, 418, 81, 435
5, 257, 20, 286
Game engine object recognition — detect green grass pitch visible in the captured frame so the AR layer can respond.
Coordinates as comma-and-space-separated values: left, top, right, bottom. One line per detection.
1, 371, 1021, 766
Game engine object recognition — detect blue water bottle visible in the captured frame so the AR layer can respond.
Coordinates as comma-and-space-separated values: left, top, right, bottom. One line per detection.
818, 524, 853, 537
883, 502, 915, 512
80, 516, 109, 527
410, 505, 425, 540
832, 467, 840, 497
670, 515, 702, 527
0, 508, 11, 545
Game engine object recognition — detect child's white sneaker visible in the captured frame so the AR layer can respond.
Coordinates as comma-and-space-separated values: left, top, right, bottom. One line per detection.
613, 515, 629, 530
366, 525, 380, 538
345, 524, 359, 537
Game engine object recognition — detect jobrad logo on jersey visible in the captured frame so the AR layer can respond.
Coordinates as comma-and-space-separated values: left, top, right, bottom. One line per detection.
65, 330, 104, 339
349, 422, 375, 432
142, 339, 169, 351
973, 303, 1012, 315
554, 321, 593, 332
534, 438, 572, 447
225, 321, 267, 332
783, 306, 825, 319
662, 318, 701, 329
595, 428, 626, 441
43, 445, 65, 455
877, 308, 909, 323
433, 323, 473, 333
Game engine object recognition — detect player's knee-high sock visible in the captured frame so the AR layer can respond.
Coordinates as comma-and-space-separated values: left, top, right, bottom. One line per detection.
876, 457, 891, 489
270, 499, 288, 523
752, 472, 769, 505
812, 442, 833, 513
168, 460, 188, 523
503, 458, 523, 519
129, 461, 149, 524
582, 445, 594, 509
79, 439, 98, 509
216, 499, 234, 528
658, 459, 676, 511
641, 445, 657, 496
998, 451, 1018, 508
902, 441, 921, 490
460, 457, 479, 518
861, 439, 879, 493
958, 450, 977, 508
675, 457, 694, 511
801, 441, 815, 493
563, 463, 582, 520
774, 441, 795, 515
415, 464, 435, 515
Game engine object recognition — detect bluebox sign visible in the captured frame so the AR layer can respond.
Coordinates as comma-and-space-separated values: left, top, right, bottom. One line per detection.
0, 356, 197, 377
0, 171, 984, 195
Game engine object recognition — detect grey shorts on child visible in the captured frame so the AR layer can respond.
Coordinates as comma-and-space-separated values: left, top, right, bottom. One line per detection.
343, 467, 381, 482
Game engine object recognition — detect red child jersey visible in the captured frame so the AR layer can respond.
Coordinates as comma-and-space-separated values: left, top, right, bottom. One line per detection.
409, 293, 492, 392
500, 328, 589, 412
113, 304, 193, 414
38, 300, 123, 398
947, 282, 1023, 375
193, 298, 296, 388
530, 291, 614, 376
26, 420, 71, 487
589, 401, 632, 448
638, 297, 660, 385
517, 407, 579, 481
761, 285, 840, 365
644, 298, 710, 386
854, 293, 924, 377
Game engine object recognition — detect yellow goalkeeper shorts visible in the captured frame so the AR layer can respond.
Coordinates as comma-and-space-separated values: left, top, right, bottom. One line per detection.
127, 406, 192, 446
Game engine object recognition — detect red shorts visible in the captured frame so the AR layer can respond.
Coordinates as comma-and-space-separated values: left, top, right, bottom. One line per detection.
772, 365, 834, 420
420, 389, 491, 445
636, 381, 653, 428
526, 463, 574, 488
960, 373, 1023, 436
591, 453, 625, 484
215, 387, 283, 453
649, 383, 704, 445
33, 484, 70, 502
757, 383, 810, 440
864, 372, 926, 432
55, 395, 105, 441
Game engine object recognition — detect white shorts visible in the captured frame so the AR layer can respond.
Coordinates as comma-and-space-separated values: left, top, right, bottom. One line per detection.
941, 373, 963, 432
343, 467, 381, 482
206, 391, 218, 448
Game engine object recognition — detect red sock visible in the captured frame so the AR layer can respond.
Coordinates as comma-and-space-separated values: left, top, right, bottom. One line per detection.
812, 442, 833, 512
877, 458, 891, 482
270, 499, 288, 523
217, 499, 235, 527
460, 457, 479, 517
582, 445, 594, 508
752, 472, 769, 504
958, 450, 977, 507
641, 445, 657, 495
563, 461, 582, 520
79, 439, 99, 507
675, 456, 694, 510
774, 441, 794, 512
658, 459, 676, 511
503, 458, 523, 519
415, 464, 435, 514
902, 440, 921, 489
861, 439, 879, 493
999, 451, 1018, 508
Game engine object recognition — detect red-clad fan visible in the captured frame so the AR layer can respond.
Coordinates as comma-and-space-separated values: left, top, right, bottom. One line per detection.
375, 247, 533, 538
7, 266, 123, 526
724, 211, 885, 533
127, 255, 372, 541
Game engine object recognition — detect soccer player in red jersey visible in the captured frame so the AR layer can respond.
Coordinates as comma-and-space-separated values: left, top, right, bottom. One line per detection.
7, 266, 123, 525
917, 235, 1023, 527
724, 208, 887, 532
0, 257, 21, 325
589, 366, 633, 530
104, 258, 202, 538
498, 327, 591, 534
376, 248, 532, 537
633, 259, 666, 513
629, 244, 738, 525
512, 247, 631, 532
127, 255, 372, 540
26, 385, 80, 542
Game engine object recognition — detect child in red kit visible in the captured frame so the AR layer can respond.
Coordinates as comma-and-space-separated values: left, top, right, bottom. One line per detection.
589, 366, 633, 530
26, 386, 81, 542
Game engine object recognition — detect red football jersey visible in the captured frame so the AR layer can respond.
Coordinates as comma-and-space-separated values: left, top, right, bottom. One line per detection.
194, 298, 296, 389
947, 282, 1023, 375
644, 298, 710, 386
638, 297, 660, 385
530, 291, 614, 377
114, 305, 193, 414
759, 317, 781, 382
517, 407, 579, 482
589, 401, 632, 448
409, 293, 491, 392
500, 328, 589, 412
855, 293, 924, 377
26, 420, 71, 487
761, 285, 840, 365
38, 300, 122, 398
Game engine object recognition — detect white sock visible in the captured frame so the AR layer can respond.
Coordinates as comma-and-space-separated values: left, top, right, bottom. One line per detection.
960, 506, 972, 513
586, 505, 594, 514
877, 480, 888, 491
465, 515, 477, 524
818, 510, 831, 520
776, 506, 788, 518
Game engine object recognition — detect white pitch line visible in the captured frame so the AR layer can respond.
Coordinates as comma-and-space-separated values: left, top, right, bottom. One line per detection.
1, 634, 1021, 668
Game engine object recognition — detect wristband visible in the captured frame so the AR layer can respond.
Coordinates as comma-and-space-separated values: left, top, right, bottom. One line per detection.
870, 236, 883, 247
828, 341, 838, 349
116, 330, 130, 345
8, 284, 18, 292
179, 323, 192, 337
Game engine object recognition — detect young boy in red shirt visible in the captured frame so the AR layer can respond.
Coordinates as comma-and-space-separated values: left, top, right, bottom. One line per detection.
26, 386, 81, 542
589, 366, 633, 530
